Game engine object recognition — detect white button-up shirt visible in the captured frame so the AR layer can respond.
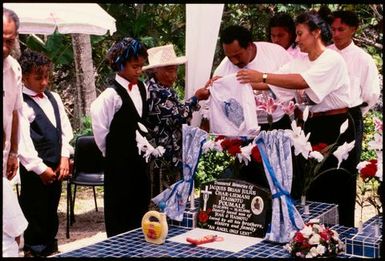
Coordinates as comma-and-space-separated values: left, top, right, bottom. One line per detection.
328, 41, 380, 115
18, 86, 74, 175
90, 74, 147, 156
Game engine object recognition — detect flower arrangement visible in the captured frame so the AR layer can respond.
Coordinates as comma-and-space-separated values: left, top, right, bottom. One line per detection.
201, 135, 262, 178
284, 219, 345, 258
285, 106, 355, 200
356, 116, 383, 219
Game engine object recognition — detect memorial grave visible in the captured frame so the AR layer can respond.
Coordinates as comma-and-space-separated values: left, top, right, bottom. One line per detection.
57, 126, 382, 257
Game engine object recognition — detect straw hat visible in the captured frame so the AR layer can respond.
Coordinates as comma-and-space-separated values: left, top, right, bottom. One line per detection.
143, 44, 187, 70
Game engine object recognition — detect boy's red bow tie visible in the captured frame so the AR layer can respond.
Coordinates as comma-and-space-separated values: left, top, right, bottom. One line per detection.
31, 93, 44, 98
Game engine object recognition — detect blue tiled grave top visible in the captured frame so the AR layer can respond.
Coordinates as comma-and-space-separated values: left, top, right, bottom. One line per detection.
344, 215, 382, 258
57, 224, 356, 258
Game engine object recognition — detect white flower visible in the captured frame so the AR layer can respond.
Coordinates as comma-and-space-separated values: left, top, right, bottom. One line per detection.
286, 121, 312, 159
368, 133, 383, 151
202, 140, 216, 153
356, 161, 369, 171
303, 106, 309, 122
312, 223, 321, 231
309, 151, 324, 162
136, 130, 156, 162
316, 244, 326, 255
331, 230, 339, 241
293, 132, 312, 159
333, 140, 355, 169
339, 119, 349, 135
305, 252, 314, 258
302, 225, 313, 238
309, 233, 321, 245
309, 246, 319, 257
283, 244, 292, 252
237, 143, 254, 165
137, 122, 148, 133
152, 146, 165, 158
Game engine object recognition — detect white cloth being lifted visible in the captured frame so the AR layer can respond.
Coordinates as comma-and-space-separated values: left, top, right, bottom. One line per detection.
208, 73, 259, 136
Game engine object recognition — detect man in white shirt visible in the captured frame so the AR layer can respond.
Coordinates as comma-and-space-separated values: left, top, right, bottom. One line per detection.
329, 10, 380, 179
18, 49, 73, 257
2, 8, 28, 257
213, 25, 293, 131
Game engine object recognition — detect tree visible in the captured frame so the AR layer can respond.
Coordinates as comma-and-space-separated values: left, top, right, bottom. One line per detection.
72, 34, 97, 130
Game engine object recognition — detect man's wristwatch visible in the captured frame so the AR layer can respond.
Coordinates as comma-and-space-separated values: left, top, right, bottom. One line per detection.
262, 73, 268, 83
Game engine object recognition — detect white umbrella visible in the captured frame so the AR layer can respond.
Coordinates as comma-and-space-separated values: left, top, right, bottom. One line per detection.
3, 3, 116, 36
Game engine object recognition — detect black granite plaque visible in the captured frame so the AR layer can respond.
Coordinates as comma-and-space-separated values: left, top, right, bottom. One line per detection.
197, 179, 272, 238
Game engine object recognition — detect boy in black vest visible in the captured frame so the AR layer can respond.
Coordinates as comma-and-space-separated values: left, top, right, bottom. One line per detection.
18, 49, 74, 257
90, 37, 150, 237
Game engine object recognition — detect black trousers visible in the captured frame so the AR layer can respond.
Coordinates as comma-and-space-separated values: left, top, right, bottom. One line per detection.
347, 106, 363, 172
303, 113, 357, 227
260, 114, 292, 131
19, 164, 62, 248
104, 161, 151, 238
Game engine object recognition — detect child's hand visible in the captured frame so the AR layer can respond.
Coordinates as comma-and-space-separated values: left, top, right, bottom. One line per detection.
39, 167, 56, 185
56, 157, 70, 181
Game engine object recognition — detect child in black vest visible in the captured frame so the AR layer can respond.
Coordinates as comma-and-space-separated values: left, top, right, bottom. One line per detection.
18, 49, 74, 257
90, 37, 150, 237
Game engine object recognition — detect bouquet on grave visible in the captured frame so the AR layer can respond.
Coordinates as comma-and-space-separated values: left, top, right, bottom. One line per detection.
201, 134, 263, 179
285, 106, 355, 199
284, 220, 345, 258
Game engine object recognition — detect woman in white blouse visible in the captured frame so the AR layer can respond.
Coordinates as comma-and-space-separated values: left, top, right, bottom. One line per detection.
236, 10, 357, 227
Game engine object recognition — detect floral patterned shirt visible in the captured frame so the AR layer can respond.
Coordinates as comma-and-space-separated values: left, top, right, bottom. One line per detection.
145, 77, 200, 170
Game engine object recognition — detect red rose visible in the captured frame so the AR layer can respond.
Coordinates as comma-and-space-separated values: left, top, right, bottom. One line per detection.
360, 159, 377, 180
293, 231, 305, 243
227, 145, 241, 156
215, 135, 225, 142
198, 211, 209, 223
251, 146, 262, 163
320, 230, 330, 241
221, 138, 242, 156
312, 143, 328, 153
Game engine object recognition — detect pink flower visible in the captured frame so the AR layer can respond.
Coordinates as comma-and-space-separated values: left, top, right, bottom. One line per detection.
256, 96, 278, 114
281, 100, 295, 115
374, 117, 383, 133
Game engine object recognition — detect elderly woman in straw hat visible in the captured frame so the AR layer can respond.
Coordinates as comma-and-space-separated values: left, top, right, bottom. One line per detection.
143, 44, 210, 198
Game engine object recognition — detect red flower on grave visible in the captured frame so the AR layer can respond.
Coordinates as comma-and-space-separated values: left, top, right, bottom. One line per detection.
197, 208, 211, 228
221, 138, 242, 156
359, 159, 378, 180
251, 146, 262, 163
311, 143, 328, 154
293, 231, 305, 244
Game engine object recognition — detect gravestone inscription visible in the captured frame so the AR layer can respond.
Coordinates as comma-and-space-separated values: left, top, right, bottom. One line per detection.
198, 179, 272, 238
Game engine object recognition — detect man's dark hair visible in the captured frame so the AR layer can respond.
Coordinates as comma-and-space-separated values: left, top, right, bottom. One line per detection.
3, 8, 20, 31
331, 10, 360, 28
220, 25, 252, 49
267, 12, 296, 47
106, 37, 148, 72
19, 49, 52, 75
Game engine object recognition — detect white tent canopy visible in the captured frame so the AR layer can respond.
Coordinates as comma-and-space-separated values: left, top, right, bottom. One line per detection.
3, 3, 116, 36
